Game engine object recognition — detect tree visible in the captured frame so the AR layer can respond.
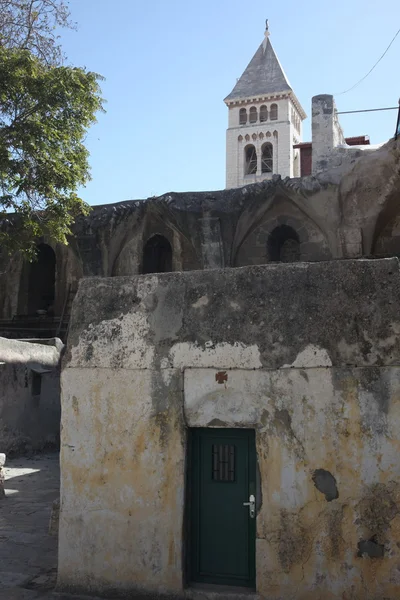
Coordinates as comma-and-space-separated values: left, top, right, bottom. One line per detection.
0, 1, 104, 257
0, 47, 104, 257
0, 0, 74, 65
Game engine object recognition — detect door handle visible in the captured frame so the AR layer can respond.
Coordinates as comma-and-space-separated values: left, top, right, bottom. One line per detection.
243, 494, 256, 518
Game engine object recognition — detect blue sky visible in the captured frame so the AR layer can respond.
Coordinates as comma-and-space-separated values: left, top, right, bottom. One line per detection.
60, 0, 400, 205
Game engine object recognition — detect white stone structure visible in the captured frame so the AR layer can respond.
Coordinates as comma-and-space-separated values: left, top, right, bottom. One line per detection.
311, 94, 383, 175
224, 22, 306, 188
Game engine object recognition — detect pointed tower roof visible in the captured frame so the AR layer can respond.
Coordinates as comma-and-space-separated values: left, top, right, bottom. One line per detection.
224, 23, 292, 102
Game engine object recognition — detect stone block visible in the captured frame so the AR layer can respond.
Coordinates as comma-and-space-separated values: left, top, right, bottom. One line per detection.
340, 227, 363, 258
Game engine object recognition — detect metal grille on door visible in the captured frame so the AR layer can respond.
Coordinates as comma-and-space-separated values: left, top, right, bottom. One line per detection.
212, 444, 235, 482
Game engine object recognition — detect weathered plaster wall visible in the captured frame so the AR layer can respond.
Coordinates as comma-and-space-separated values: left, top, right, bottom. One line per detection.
185, 367, 400, 597
60, 259, 400, 599
0, 338, 62, 455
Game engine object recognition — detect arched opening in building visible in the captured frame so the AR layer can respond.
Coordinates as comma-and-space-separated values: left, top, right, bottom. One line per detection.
142, 235, 172, 274
249, 106, 257, 123
260, 105, 268, 122
270, 104, 278, 121
27, 243, 56, 314
239, 108, 247, 125
261, 142, 273, 173
244, 144, 257, 175
267, 225, 300, 262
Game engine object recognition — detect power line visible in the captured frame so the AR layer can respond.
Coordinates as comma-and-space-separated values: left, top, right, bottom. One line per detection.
335, 27, 400, 96
337, 106, 398, 115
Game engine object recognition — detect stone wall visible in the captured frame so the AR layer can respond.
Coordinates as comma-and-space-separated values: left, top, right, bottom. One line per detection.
311, 94, 382, 175
0, 338, 62, 455
0, 137, 399, 326
59, 258, 400, 599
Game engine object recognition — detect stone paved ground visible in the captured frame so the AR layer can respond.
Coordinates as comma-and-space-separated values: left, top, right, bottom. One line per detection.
0, 455, 183, 600
0, 453, 106, 600
0, 453, 59, 599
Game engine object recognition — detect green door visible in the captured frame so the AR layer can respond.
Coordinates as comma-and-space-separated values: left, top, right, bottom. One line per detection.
190, 428, 256, 588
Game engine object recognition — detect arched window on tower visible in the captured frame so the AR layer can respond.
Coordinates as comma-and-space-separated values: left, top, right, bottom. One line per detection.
270, 104, 278, 120
267, 225, 300, 262
244, 145, 257, 175
249, 106, 257, 123
28, 243, 56, 314
142, 235, 172, 274
261, 143, 273, 173
260, 105, 268, 122
239, 108, 247, 125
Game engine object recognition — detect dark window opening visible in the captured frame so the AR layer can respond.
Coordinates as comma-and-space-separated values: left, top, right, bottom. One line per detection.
31, 371, 42, 396
267, 225, 300, 262
270, 103, 278, 121
245, 145, 257, 175
249, 106, 257, 123
27, 244, 56, 315
260, 105, 268, 122
239, 108, 247, 125
261, 142, 273, 173
142, 235, 172, 274
212, 444, 235, 482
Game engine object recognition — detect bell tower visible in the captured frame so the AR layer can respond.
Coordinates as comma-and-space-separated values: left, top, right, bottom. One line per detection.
224, 22, 306, 188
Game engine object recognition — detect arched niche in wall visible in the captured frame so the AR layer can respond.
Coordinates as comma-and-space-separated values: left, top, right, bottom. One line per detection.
370, 192, 400, 257
270, 104, 278, 121
18, 243, 56, 315
234, 197, 331, 267
244, 144, 257, 176
142, 234, 172, 274
260, 105, 268, 122
261, 143, 273, 174
239, 108, 247, 125
249, 106, 258, 123
372, 210, 400, 257
267, 225, 300, 262
112, 213, 201, 276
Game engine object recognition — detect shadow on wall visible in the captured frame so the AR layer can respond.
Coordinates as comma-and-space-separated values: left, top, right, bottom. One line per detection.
0, 362, 61, 456
142, 235, 172, 274
372, 191, 400, 257
18, 244, 56, 316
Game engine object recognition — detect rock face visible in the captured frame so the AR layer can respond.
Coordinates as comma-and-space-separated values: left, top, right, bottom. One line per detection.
59, 258, 400, 599
0, 138, 400, 322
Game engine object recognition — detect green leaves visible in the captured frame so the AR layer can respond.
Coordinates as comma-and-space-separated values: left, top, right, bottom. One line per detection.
0, 47, 104, 256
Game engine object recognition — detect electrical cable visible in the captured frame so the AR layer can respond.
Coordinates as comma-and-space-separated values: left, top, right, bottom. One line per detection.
337, 106, 398, 114
335, 27, 400, 95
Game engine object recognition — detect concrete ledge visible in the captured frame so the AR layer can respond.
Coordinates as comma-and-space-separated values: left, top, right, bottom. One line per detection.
0, 337, 63, 369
